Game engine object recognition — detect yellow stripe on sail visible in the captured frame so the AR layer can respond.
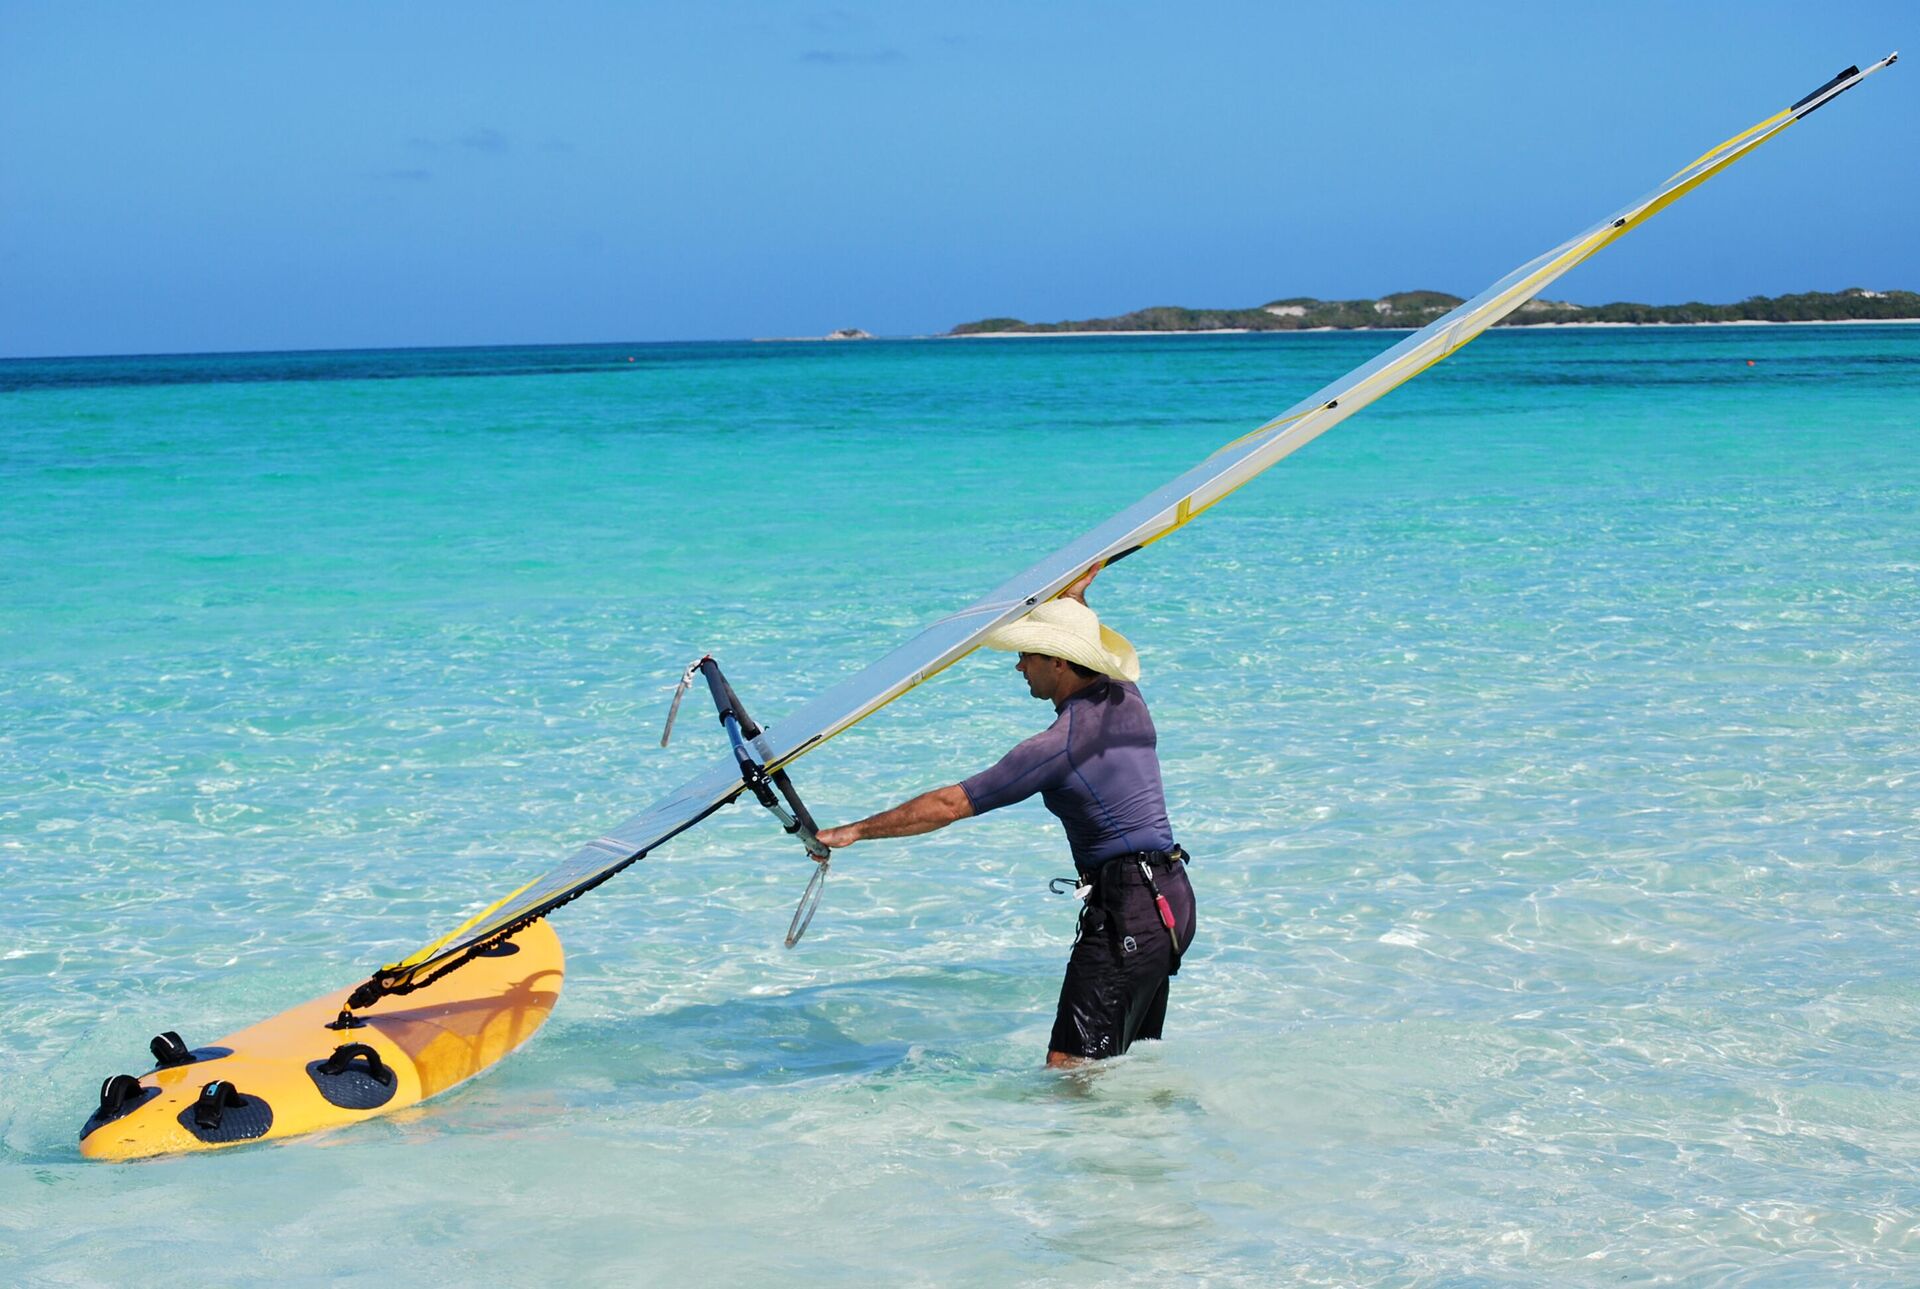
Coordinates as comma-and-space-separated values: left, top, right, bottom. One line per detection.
1208, 407, 1313, 460
382, 876, 543, 973
1669, 108, 1792, 181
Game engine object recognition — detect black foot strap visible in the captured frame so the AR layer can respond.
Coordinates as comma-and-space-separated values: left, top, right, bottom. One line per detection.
81, 1073, 160, 1139
150, 1031, 193, 1067
307, 1043, 399, 1110
178, 1081, 274, 1143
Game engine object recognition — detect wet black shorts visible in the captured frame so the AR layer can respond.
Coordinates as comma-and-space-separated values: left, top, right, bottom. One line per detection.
1049, 855, 1197, 1061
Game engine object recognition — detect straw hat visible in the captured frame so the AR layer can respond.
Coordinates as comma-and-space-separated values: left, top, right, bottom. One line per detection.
983, 597, 1140, 682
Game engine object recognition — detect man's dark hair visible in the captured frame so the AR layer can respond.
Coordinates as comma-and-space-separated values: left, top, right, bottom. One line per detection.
1067, 661, 1100, 680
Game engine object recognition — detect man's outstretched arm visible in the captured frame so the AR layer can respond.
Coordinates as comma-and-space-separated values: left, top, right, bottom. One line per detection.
817, 784, 973, 850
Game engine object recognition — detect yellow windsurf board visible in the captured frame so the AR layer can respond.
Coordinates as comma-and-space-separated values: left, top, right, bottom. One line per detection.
79, 920, 563, 1161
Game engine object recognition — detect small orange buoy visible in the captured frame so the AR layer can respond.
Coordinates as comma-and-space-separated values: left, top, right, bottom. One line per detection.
1746, 359, 1756, 366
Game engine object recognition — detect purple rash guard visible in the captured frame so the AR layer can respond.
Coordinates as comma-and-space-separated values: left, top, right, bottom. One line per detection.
960, 678, 1175, 873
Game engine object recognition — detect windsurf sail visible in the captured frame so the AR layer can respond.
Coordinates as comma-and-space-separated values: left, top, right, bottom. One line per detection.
347, 54, 1896, 1010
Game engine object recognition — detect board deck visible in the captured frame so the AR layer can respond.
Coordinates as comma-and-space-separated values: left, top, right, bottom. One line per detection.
80, 920, 564, 1161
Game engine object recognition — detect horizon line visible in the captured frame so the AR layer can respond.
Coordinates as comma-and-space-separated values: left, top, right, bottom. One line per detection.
4, 284, 1911, 365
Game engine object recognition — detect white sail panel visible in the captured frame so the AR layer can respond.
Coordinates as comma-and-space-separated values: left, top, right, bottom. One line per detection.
355, 54, 1896, 1004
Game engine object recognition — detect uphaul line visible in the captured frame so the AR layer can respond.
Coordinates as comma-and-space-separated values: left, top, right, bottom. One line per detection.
77, 54, 1896, 1160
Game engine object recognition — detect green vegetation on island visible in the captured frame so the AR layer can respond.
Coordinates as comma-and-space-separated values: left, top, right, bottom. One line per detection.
950, 288, 1920, 334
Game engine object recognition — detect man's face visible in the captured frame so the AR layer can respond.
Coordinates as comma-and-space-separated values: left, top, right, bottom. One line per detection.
1015, 651, 1065, 701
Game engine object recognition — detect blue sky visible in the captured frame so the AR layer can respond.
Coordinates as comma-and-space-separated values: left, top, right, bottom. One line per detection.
3, 2, 1912, 357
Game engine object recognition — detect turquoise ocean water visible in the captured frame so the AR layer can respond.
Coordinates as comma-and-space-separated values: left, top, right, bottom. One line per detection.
3, 326, 1917, 1285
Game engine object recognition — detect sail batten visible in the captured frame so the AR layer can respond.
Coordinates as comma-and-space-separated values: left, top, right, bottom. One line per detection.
354, 54, 1896, 1004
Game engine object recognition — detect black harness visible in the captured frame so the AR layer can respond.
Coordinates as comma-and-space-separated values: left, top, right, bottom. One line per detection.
1051, 844, 1191, 971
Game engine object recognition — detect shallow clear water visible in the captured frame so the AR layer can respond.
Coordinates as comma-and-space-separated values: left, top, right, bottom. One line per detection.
3, 327, 1918, 1285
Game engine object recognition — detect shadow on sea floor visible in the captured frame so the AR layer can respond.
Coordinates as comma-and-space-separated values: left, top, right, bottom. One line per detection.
523, 966, 1023, 1097
506, 963, 1199, 1115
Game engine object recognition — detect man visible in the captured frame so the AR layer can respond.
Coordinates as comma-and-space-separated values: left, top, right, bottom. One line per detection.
818, 565, 1196, 1066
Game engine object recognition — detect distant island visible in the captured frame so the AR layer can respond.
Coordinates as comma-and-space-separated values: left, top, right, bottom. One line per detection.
752, 327, 875, 343
950, 288, 1920, 335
